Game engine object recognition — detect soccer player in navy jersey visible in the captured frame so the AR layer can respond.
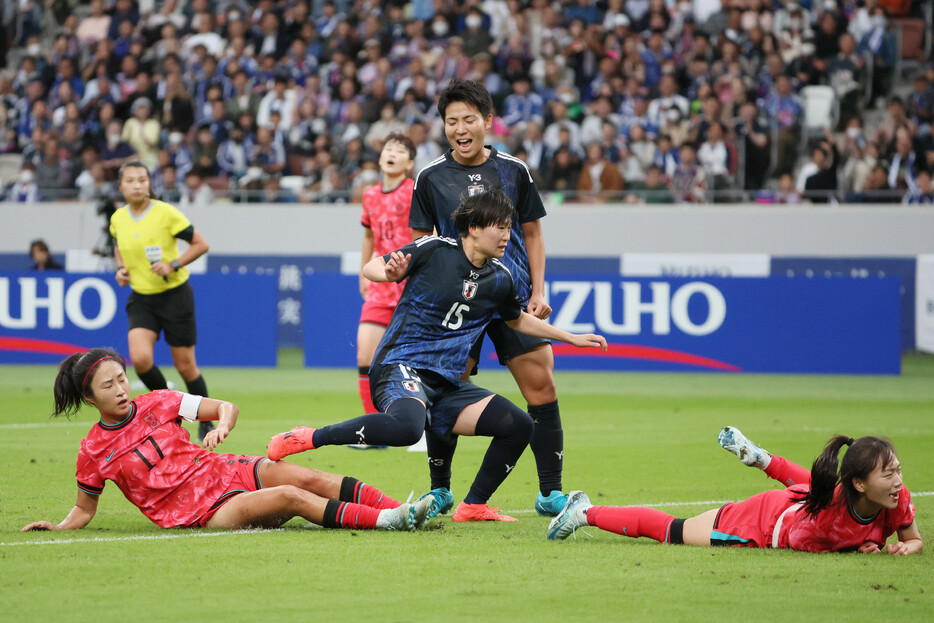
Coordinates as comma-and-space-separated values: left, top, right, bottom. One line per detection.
408, 78, 570, 516
267, 188, 606, 521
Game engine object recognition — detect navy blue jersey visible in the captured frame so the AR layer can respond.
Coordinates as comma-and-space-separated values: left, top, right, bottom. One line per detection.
409, 147, 546, 304
373, 236, 523, 383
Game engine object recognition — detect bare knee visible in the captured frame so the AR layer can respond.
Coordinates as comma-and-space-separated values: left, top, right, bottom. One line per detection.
290, 469, 333, 495
174, 361, 200, 381
131, 354, 155, 372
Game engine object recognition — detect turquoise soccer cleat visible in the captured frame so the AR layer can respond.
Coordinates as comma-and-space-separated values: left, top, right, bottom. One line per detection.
535, 490, 569, 517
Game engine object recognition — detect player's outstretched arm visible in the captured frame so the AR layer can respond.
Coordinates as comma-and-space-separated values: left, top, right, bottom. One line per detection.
889, 521, 923, 555
21, 490, 99, 532
196, 398, 239, 450
363, 251, 411, 283
506, 311, 607, 351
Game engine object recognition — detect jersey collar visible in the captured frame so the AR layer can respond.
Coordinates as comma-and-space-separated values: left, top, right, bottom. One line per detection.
98, 402, 137, 431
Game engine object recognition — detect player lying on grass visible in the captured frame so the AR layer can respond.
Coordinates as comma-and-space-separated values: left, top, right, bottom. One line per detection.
547, 427, 922, 554
267, 188, 607, 522
21, 348, 433, 533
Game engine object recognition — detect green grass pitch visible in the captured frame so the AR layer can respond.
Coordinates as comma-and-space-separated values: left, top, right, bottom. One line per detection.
1, 351, 932, 622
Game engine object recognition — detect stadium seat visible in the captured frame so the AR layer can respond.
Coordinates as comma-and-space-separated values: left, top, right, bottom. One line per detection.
893, 18, 930, 81
0, 154, 22, 189
799, 86, 839, 150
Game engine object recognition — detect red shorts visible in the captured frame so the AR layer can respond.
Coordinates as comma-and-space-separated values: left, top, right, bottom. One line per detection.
190, 456, 266, 528
711, 488, 799, 548
360, 300, 396, 327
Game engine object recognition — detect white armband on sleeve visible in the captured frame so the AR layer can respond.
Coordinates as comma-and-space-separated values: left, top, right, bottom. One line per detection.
178, 393, 204, 422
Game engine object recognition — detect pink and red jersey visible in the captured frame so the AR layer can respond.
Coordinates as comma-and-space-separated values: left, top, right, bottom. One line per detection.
360, 178, 414, 307
779, 484, 915, 552
75, 390, 251, 528
716, 482, 916, 552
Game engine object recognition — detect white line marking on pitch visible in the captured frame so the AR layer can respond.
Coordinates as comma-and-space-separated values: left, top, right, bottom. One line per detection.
1, 528, 282, 547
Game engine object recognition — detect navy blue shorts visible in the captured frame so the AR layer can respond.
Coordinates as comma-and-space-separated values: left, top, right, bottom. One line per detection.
468, 317, 550, 368
371, 363, 494, 437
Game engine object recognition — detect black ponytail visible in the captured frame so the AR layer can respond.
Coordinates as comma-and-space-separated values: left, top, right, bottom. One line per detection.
797, 434, 897, 517
52, 348, 126, 418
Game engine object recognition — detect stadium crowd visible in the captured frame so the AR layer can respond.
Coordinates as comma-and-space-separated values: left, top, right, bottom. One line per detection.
1, 0, 933, 205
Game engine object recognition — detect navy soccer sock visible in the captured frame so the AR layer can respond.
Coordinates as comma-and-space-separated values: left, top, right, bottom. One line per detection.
528, 400, 563, 495
312, 397, 425, 448
463, 396, 534, 505
185, 375, 208, 397
425, 427, 458, 491
137, 365, 168, 391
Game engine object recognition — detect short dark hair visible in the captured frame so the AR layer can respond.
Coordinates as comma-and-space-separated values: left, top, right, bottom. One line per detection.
437, 78, 493, 120
383, 132, 416, 160
451, 187, 516, 237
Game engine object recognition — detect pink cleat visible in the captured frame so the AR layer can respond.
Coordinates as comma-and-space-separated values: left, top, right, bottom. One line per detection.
267, 426, 317, 461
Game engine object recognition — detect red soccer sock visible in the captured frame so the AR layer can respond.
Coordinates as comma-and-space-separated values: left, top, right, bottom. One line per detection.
358, 370, 376, 414
323, 500, 382, 529
586, 506, 676, 543
340, 476, 400, 509
764, 455, 811, 487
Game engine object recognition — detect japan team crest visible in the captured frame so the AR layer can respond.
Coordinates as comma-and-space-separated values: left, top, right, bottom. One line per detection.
402, 380, 419, 392
463, 280, 478, 300
467, 184, 485, 196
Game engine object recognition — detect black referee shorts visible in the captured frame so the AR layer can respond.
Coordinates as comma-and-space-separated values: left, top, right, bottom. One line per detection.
126, 281, 198, 347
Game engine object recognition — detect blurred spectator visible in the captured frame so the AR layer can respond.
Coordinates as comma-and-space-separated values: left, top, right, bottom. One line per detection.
410, 121, 444, 172
765, 75, 802, 175
218, 127, 252, 179
669, 142, 707, 203
181, 169, 214, 207
29, 239, 63, 271
76, 0, 111, 47
647, 75, 690, 130
857, 7, 897, 106
846, 163, 897, 203
460, 7, 493, 58
625, 165, 674, 204
735, 101, 770, 191
887, 127, 920, 192
364, 102, 407, 153
35, 135, 72, 194
122, 98, 160, 169
826, 33, 863, 125
502, 77, 545, 133
252, 126, 286, 178
902, 169, 934, 204
258, 76, 298, 132
907, 72, 934, 135
839, 117, 878, 195
75, 161, 114, 202
543, 100, 583, 158
801, 131, 839, 204
6, 166, 40, 202
620, 124, 656, 184
652, 134, 681, 178
774, 172, 802, 204
542, 146, 581, 192
697, 121, 733, 198
577, 142, 625, 201
191, 124, 219, 177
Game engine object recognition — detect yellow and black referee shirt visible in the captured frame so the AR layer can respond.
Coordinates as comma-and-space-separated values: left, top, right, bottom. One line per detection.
109, 200, 192, 295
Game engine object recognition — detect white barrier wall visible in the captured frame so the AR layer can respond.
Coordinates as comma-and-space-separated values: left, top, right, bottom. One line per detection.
3, 202, 934, 256
917, 255, 934, 354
